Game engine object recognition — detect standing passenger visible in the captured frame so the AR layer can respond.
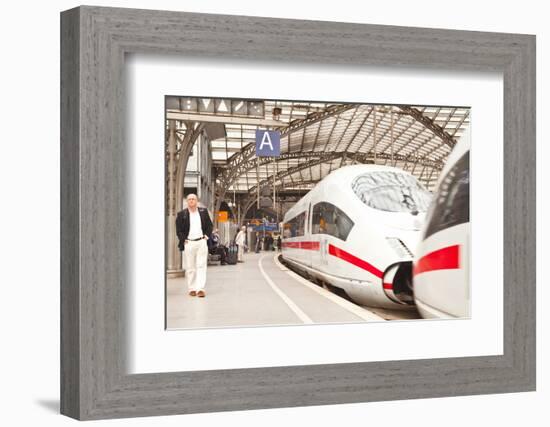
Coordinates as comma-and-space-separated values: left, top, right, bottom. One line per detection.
255, 232, 262, 253
235, 226, 247, 263
175, 194, 213, 298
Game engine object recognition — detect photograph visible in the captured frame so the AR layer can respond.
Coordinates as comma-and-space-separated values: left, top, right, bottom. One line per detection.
165, 96, 471, 329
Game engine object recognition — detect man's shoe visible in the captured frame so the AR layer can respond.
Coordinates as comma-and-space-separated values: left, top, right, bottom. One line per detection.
197, 290, 206, 298
189, 290, 197, 297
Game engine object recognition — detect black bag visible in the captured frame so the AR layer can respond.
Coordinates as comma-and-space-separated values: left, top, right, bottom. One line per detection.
226, 243, 238, 265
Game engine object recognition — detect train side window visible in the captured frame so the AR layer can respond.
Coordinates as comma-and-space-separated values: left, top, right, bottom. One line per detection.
283, 211, 306, 238
296, 211, 306, 236
311, 202, 354, 241
423, 151, 469, 239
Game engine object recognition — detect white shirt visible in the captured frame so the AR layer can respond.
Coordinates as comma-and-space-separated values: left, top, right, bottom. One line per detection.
235, 230, 246, 245
187, 209, 203, 239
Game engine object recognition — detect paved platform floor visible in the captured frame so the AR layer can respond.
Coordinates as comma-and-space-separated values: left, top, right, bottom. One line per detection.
166, 251, 387, 329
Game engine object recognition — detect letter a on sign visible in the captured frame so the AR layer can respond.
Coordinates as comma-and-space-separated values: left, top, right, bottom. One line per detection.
255, 129, 281, 157
259, 132, 273, 151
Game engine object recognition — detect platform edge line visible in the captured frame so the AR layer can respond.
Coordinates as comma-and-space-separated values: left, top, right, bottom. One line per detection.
258, 254, 314, 324
274, 254, 385, 322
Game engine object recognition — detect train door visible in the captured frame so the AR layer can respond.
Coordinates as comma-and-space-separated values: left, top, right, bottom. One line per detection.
304, 203, 313, 268
318, 201, 329, 269
320, 236, 329, 266
310, 201, 328, 272
309, 201, 320, 270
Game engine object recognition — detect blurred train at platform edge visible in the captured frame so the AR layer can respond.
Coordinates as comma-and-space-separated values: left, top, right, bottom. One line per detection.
412, 130, 471, 319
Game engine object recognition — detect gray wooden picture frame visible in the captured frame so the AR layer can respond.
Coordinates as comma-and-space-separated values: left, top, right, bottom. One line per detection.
60, 5, 536, 421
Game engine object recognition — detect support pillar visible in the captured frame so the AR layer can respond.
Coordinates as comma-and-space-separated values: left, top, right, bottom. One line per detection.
166, 120, 181, 275
167, 121, 203, 278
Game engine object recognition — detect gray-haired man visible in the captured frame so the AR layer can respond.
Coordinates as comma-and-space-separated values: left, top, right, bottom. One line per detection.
175, 194, 213, 297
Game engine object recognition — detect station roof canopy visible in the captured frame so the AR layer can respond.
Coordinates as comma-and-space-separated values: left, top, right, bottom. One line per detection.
166, 97, 470, 194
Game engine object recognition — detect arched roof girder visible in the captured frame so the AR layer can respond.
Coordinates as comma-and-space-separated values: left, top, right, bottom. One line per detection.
397, 106, 457, 148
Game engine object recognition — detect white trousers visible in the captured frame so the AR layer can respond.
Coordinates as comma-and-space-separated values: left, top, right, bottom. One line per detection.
183, 239, 208, 291
237, 243, 244, 261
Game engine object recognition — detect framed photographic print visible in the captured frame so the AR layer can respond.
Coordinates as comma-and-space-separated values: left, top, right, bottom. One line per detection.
60, 5, 536, 420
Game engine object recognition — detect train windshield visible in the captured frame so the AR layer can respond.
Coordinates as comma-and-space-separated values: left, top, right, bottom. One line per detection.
351, 171, 432, 213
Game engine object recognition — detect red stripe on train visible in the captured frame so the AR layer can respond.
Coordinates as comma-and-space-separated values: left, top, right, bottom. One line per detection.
328, 244, 384, 279
301, 241, 321, 250
282, 241, 384, 280
413, 244, 460, 276
282, 241, 320, 250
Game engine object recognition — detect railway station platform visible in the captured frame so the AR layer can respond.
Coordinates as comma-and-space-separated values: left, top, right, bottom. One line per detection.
166, 251, 386, 329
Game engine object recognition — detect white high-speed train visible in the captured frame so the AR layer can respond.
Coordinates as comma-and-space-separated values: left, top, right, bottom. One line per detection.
412, 129, 470, 319
281, 164, 432, 309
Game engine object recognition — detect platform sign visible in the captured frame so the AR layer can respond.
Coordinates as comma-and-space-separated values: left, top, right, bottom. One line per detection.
255, 129, 280, 157
253, 223, 279, 232
216, 211, 228, 222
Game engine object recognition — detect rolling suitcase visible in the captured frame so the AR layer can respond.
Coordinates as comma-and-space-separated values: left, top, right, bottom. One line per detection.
226, 243, 238, 265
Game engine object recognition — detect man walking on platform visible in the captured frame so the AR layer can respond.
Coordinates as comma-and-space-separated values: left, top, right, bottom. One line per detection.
175, 194, 213, 298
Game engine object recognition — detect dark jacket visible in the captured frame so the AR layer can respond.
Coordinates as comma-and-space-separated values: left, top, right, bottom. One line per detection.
175, 207, 213, 251
208, 232, 221, 252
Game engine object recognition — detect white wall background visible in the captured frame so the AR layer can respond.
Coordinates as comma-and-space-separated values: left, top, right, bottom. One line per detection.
0, 1, 546, 425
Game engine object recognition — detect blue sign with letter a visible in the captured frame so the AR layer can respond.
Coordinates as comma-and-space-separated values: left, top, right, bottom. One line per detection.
255, 129, 280, 157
